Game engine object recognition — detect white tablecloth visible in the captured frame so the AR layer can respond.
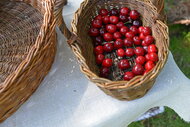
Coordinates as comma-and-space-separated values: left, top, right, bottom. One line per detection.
1, 1, 190, 127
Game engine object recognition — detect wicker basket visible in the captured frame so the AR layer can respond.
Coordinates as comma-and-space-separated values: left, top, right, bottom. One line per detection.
0, 0, 56, 122
61, 0, 169, 100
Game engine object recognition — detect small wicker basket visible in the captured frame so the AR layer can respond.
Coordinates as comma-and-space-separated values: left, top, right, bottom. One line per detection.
61, 0, 169, 101
0, 0, 56, 122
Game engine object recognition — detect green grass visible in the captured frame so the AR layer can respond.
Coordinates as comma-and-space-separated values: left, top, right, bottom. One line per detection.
128, 24, 190, 127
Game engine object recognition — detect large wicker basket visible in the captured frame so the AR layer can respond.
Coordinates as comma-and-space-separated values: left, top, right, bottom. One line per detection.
0, 0, 56, 122
61, 0, 169, 101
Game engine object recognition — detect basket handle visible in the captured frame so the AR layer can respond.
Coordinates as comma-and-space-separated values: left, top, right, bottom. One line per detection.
144, 0, 164, 15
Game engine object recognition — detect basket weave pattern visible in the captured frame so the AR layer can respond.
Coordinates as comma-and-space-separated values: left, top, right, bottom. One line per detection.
0, 0, 56, 122
63, 0, 169, 100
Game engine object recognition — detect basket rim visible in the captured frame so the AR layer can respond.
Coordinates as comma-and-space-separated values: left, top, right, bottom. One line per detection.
0, 0, 55, 92
70, 0, 170, 90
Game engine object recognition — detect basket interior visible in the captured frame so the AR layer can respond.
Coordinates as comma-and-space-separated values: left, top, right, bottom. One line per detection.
0, 0, 43, 84
72, 0, 168, 83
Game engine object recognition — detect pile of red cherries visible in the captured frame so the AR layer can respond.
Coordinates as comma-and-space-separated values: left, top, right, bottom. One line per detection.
88, 7, 158, 81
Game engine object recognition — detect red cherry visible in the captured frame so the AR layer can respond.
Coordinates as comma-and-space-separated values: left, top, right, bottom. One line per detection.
103, 33, 113, 41
114, 39, 123, 49
134, 47, 145, 56
99, 9, 109, 16
145, 54, 151, 61
89, 28, 99, 37
117, 48, 125, 57
139, 33, 146, 40
144, 35, 154, 46
124, 72, 135, 81
99, 27, 106, 36
106, 24, 117, 33
132, 64, 144, 75
144, 70, 149, 75
110, 8, 119, 16
138, 26, 144, 33
135, 56, 146, 65
124, 38, 134, 47
95, 15, 102, 20
96, 54, 105, 64
126, 48, 135, 57
103, 16, 110, 24
120, 7, 130, 15
120, 26, 129, 35
130, 10, 140, 20
133, 36, 142, 45
113, 32, 122, 40
149, 52, 159, 62
119, 14, 128, 22
103, 43, 114, 52
94, 45, 103, 55
142, 27, 151, 36
148, 44, 157, 53
130, 26, 138, 35
92, 19, 102, 28
100, 67, 110, 78
125, 32, 135, 39
110, 16, 119, 24
102, 59, 113, 67
116, 22, 125, 29
145, 61, 155, 71
118, 59, 130, 70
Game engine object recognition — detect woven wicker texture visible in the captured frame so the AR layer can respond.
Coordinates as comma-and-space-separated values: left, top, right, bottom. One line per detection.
0, 0, 56, 122
61, 0, 169, 101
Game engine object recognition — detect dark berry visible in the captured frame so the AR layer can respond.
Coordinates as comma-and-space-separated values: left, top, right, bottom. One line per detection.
110, 8, 119, 16
94, 36, 103, 45
103, 43, 114, 52
103, 33, 113, 41
102, 59, 113, 67
119, 14, 128, 22
124, 72, 135, 81
99, 9, 109, 16
99, 27, 106, 36
124, 38, 134, 47
118, 59, 130, 70
134, 47, 145, 56
133, 20, 142, 27
100, 67, 110, 78
132, 64, 144, 75
126, 48, 135, 57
